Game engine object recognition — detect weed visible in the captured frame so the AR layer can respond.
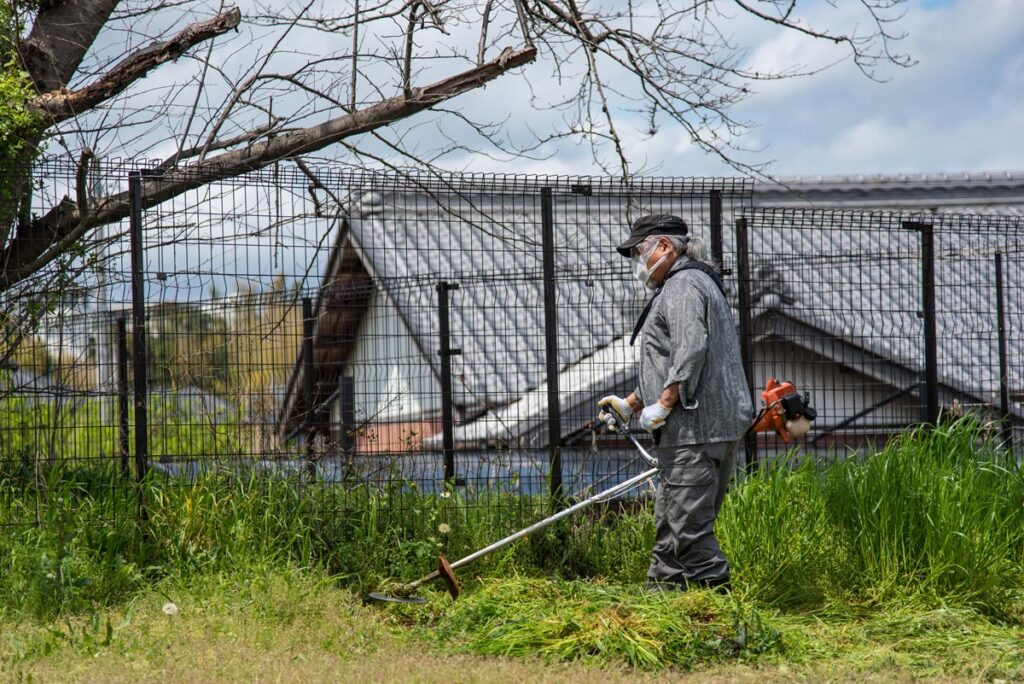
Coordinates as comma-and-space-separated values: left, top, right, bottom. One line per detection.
719, 417, 1024, 615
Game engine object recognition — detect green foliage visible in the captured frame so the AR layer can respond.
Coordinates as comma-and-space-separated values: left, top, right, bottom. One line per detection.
717, 456, 852, 608
0, 1, 42, 204
147, 305, 232, 392
0, 457, 654, 619
1, 415, 1022, 677
0, 392, 251, 485
0, 64, 36, 152
0, 415, 1022, 634
4, 570, 1024, 681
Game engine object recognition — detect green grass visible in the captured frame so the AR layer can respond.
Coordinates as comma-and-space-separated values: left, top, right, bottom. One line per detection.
1, 417, 1023, 676
719, 419, 1024, 615
3, 569, 1023, 681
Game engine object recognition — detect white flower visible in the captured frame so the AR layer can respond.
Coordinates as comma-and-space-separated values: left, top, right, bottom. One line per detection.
162, 602, 179, 616
438, 523, 451, 535
440, 491, 451, 499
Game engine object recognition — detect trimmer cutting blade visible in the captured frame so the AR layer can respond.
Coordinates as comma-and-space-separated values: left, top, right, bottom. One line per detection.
437, 555, 460, 599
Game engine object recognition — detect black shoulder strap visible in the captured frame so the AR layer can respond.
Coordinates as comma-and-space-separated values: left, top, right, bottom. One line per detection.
629, 261, 726, 346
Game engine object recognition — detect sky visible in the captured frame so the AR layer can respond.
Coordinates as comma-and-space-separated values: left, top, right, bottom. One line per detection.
33, 0, 1024, 318
717, 0, 1024, 177
462, 0, 1024, 178
71, 0, 1024, 181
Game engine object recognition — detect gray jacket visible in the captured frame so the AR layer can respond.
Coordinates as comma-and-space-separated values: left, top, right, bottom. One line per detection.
635, 257, 753, 445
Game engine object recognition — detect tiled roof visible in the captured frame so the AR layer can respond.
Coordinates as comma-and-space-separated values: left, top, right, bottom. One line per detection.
334, 172, 1024, 438
739, 209, 1024, 413
346, 181, 750, 411
753, 171, 1024, 211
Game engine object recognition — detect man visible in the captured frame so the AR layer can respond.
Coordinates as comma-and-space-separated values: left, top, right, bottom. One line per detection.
598, 214, 751, 592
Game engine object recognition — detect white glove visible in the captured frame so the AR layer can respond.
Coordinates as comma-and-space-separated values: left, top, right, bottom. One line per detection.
639, 402, 672, 432
597, 395, 633, 431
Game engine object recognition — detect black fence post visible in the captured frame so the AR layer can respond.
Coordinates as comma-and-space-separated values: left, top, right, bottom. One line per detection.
339, 376, 355, 453
302, 296, 317, 478
996, 252, 1013, 450
905, 221, 939, 424
709, 189, 724, 274
735, 217, 757, 468
128, 171, 148, 483
540, 187, 563, 508
436, 281, 460, 484
116, 317, 130, 478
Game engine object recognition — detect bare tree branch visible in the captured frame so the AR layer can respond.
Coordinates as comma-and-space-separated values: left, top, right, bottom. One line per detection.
403, 1, 420, 98
3, 0, 915, 293
75, 148, 94, 218
198, 2, 313, 162
350, 0, 360, 110
733, 0, 913, 77
0, 44, 538, 290
30, 8, 242, 123
158, 122, 280, 170
477, 0, 495, 65
175, 1, 226, 165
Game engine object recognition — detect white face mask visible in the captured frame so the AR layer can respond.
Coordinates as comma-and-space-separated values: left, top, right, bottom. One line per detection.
632, 240, 669, 290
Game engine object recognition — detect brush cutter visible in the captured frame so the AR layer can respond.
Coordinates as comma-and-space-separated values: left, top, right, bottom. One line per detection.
367, 422, 657, 604
368, 379, 814, 604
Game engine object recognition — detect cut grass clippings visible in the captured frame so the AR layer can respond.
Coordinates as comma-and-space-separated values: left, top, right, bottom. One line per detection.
430, 577, 782, 670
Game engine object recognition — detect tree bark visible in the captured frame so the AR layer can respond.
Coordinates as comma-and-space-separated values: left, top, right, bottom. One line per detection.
31, 8, 242, 122
3, 5, 242, 263
20, 0, 122, 93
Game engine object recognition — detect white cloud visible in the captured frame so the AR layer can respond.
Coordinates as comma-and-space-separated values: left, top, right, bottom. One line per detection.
67, 0, 1024, 177
700, 0, 1024, 176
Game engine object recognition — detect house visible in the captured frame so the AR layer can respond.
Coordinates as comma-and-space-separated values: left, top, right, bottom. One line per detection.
275, 177, 751, 444
277, 172, 1024, 468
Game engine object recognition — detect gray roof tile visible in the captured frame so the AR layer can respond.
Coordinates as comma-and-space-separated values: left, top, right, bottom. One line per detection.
339, 176, 1023, 431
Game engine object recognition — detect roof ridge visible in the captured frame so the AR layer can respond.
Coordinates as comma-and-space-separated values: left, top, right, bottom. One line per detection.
757, 170, 1024, 188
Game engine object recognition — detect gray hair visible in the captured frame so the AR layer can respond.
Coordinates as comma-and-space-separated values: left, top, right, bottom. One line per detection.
659, 234, 706, 262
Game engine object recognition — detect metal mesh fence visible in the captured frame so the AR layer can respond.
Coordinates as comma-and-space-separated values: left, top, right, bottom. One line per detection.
737, 208, 1024, 460
2, 158, 1021, 527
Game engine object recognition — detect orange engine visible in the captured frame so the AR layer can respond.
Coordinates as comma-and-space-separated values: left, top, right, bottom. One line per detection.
751, 378, 817, 442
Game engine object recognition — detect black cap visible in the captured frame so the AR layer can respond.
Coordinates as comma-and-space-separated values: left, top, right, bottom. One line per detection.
616, 214, 688, 257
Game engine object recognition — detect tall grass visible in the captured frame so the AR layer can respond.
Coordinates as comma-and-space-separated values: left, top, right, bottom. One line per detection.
720, 418, 1024, 614
1, 417, 1021, 621
0, 464, 626, 617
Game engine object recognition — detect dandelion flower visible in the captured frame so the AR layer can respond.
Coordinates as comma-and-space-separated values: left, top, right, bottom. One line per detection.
438, 523, 451, 535
162, 602, 179, 616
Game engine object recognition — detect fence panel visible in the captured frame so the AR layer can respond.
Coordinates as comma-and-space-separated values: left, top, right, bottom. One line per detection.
737, 208, 1024, 457
932, 215, 1024, 447
0, 158, 142, 526
2, 158, 1021, 532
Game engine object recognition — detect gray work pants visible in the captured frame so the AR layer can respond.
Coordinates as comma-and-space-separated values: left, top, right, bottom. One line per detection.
647, 440, 738, 586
